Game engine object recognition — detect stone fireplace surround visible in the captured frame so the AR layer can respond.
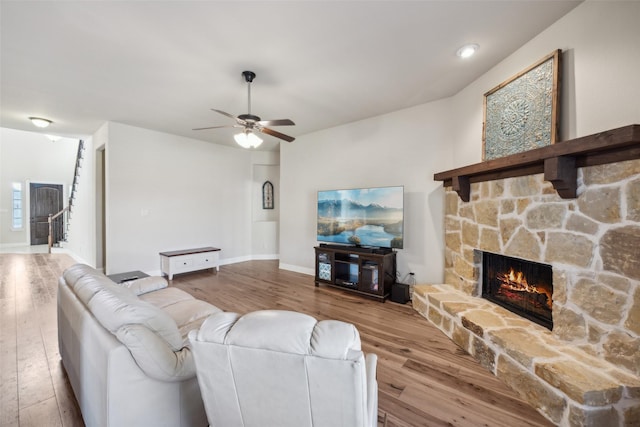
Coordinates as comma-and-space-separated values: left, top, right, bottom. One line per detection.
413, 152, 640, 425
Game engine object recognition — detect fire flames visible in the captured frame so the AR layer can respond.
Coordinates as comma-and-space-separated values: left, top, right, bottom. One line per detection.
496, 268, 552, 310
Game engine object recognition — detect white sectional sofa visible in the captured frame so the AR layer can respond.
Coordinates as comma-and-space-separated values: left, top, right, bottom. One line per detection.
57, 264, 222, 427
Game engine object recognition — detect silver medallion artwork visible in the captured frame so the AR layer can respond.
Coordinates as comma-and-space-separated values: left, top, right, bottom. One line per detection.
483, 50, 560, 160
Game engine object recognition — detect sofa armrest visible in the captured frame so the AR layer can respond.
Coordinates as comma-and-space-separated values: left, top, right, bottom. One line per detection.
116, 324, 195, 382
366, 353, 378, 427
119, 276, 168, 296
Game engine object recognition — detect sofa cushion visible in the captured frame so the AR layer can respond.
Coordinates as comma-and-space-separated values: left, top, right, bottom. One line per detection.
62, 263, 96, 286
140, 288, 223, 340
199, 310, 361, 359
219, 310, 318, 355
118, 275, 168, 295
88, 284, 183, 350
63, 264, 183, 351
311, 319, 362, 359
161, 299, 222, 330
138, 287, 195, 309
172, 300, 223, 340
67, 275, 109, 307
116, 325, 196, 381
196, 311, 241, 343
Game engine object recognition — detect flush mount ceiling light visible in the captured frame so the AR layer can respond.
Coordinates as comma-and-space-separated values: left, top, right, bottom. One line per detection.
29, 117, 52, 128
234, 130, 263, 149
456, 43, 479, 59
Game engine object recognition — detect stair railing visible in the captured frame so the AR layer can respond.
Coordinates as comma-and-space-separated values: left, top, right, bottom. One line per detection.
48, 207, 69, 253
47, 139, 85, 254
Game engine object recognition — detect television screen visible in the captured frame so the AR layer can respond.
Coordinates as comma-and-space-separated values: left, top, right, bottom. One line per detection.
317, 186, 403, 249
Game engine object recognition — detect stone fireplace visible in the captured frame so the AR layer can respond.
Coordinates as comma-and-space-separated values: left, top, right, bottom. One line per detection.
413, 153, 640, 425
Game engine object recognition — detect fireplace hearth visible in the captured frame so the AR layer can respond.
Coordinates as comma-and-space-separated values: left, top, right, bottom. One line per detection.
481, 252, 553, 330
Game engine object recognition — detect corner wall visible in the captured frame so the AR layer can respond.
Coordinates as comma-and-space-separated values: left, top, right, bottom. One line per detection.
104, 122, 257, 274
450, 1, 640, 167
280, 99, 451, 280
279, 1, 640, 282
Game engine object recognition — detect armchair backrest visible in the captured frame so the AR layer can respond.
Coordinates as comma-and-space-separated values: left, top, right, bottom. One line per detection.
189, 310, 377, 427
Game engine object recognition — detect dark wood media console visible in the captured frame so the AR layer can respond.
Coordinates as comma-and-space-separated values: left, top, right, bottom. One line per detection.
314, 245, 396, 301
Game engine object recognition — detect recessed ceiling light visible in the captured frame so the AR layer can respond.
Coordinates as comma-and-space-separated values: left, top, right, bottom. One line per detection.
29, 117, 52, 128
456, 44, 479, 59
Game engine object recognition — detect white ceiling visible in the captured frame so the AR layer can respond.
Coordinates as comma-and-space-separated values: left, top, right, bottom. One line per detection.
0, 1, 582, 151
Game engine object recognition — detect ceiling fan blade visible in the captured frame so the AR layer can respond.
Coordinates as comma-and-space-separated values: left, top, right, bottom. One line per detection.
258, 119, 295, 127
211, 109, 238, 120
192, 125, 235, 131
211, 108, 246, 126
259, 127, 295, 142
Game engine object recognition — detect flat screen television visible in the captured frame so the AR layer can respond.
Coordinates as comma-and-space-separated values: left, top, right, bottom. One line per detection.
317, 186, 403, 249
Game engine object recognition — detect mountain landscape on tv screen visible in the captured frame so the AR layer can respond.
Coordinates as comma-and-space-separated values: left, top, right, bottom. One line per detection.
317, 199, 403, 248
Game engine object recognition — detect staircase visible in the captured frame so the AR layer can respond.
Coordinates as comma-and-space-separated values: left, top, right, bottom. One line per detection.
48, 140, 85, 253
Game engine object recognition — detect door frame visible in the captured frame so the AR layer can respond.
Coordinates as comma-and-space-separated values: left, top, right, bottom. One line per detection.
96, 145, 106, 272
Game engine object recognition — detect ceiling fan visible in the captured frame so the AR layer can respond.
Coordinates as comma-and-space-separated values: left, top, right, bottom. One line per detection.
193, 71, 295, 148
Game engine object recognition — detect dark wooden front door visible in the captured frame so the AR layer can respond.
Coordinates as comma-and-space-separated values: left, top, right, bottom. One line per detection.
30, 183, 63, 245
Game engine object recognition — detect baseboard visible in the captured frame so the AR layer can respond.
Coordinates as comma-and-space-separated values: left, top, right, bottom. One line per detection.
0, 241, 30, 249
278, 263, 314, 276
250, 254, 279, 261
55, 248, 93, 267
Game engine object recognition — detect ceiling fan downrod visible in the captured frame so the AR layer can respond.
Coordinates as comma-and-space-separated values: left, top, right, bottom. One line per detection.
241, 71, 259, 122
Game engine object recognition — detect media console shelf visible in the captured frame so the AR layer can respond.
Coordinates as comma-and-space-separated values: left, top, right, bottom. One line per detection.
314, 245, 396, 301
160, 247, 220, 280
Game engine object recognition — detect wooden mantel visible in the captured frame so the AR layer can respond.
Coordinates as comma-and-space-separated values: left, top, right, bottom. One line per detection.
434, 124, 640, 201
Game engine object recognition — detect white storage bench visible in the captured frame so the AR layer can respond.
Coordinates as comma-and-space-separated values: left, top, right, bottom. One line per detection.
159, 247, 221, 280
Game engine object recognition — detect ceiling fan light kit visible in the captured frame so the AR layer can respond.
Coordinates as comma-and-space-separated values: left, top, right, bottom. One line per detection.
193, 70, 295, 148
234, 130, 263, 149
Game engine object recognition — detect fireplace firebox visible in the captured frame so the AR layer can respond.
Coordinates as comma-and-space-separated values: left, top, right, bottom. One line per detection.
481, 252, 553, 330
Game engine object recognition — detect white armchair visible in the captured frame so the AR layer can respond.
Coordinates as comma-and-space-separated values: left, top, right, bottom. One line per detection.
188, 310, 378, 427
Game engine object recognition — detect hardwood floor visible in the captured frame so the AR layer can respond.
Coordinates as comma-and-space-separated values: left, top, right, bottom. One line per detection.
0, 254, 553, 427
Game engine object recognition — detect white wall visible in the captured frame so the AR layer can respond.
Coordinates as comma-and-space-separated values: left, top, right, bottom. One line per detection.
104, 122, 260, 274
280, 98, 452, 281
0, 128, 78, 246
450, 0, 640, 167
65, 125, 104, 267
279, 0, 640, 283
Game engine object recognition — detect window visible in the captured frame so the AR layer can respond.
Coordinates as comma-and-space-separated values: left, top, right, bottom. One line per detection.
12, 182, 23, 229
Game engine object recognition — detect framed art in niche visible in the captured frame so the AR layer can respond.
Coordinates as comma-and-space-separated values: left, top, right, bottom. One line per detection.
262, 181, 274, 209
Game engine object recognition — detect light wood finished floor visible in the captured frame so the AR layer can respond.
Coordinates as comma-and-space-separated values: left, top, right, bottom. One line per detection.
0, 253, 553, 427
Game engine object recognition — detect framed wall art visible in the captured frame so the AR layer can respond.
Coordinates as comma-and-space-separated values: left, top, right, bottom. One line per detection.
262, 181, 274, 209
482, 49, 561, 161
